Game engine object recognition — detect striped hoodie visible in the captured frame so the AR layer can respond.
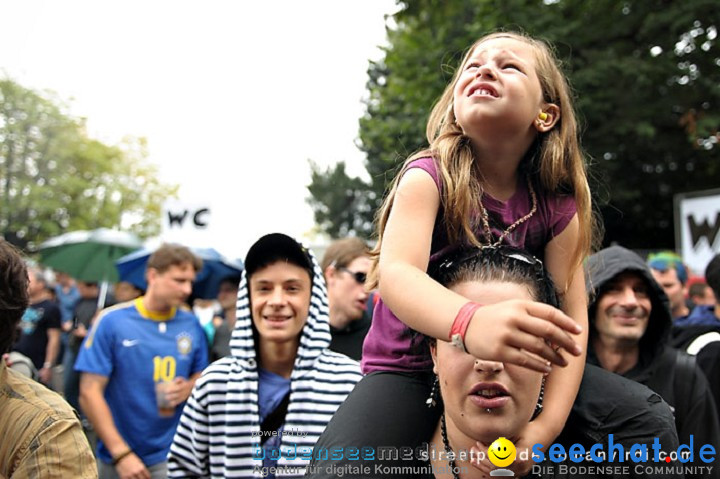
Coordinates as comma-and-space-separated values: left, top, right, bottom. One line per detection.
167, 244, 362, 478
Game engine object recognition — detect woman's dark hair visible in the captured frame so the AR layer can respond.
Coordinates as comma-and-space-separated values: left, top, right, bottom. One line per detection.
428, 245, 560, 309
0, 241, 30, 354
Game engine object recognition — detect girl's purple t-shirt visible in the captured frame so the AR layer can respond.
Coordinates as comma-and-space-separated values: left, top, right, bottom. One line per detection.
361, 157, 578, 373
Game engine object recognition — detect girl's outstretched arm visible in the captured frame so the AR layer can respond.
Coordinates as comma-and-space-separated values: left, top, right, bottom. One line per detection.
537, 213, 589, 438
379, 169, 582, 371
476, 215, 588, 476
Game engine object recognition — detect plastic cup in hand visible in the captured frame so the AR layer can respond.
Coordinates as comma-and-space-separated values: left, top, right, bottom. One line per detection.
155, 381, 175, 417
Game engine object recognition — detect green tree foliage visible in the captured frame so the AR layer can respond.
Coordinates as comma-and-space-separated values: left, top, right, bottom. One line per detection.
308, 0, 719, 248
306, 160, 377, 238
0, 78, 176, 249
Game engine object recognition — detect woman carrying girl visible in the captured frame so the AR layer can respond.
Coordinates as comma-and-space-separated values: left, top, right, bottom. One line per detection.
309, 30, 596, 477
423, 246, 678, 479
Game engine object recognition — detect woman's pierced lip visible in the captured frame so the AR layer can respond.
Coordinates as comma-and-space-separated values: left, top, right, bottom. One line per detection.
467, 82, 498, 98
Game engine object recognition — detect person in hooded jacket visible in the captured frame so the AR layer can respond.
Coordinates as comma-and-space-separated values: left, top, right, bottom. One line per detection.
167, 233, 362, 478
586, 245, 720, 478
672, 253, 720, 421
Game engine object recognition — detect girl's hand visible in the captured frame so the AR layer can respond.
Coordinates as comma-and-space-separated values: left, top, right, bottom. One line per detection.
465, 299, 582, 372
469, 441, 491, 477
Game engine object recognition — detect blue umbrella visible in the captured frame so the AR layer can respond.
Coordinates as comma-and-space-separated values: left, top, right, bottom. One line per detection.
116, 246, 243, 299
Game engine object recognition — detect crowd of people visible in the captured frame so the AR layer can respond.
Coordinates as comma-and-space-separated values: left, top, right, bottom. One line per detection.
2, 30, 720, 479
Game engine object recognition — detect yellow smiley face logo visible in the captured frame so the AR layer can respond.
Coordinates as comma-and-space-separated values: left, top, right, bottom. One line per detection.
488, 437, 516, 468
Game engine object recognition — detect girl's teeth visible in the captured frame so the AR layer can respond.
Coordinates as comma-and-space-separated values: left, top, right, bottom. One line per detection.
474, 89, 493, 97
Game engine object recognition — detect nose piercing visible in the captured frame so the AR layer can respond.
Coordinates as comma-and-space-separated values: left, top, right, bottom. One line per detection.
475, 359, 501, 371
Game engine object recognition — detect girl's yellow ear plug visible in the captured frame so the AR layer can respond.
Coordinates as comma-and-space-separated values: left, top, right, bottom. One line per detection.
538, 112, 549, 121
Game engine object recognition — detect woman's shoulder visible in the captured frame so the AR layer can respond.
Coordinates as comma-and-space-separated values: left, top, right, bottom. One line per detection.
568, 364, 677, 438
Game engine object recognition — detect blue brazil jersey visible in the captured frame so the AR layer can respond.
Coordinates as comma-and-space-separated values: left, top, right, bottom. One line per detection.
75, 298, 209, 467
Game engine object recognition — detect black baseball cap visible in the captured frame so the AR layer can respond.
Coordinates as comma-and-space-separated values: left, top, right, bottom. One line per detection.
244, 233, 314, 280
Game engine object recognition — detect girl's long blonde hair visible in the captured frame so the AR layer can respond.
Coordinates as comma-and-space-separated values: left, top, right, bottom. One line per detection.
368, 31, 599, 292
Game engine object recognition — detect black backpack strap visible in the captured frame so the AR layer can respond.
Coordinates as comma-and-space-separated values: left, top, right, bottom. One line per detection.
260, 391, 291, 445
672, 349, 698, 430
675, 349, 697, 377
646, 348, 678, 401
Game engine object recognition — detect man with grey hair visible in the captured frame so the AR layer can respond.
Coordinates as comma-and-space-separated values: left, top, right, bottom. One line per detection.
586, 245, 720, 478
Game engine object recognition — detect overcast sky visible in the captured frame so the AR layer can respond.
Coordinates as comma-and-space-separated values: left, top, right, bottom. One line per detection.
0, 0, 398, 259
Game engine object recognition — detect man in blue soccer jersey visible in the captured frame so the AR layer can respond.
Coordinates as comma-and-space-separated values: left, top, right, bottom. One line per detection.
76, 244, 209, 479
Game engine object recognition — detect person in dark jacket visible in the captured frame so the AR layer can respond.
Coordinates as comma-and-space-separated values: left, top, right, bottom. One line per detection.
672, 252, 720, 421
586, 245, 720, 478
673, 253, 720, 333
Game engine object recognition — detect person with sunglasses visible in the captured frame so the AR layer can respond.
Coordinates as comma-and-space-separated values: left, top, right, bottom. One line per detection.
321, 237, 373, 361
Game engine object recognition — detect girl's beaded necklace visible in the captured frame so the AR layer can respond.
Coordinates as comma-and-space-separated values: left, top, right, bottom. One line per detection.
441, 178, 539, 479
479, 175, 537, 247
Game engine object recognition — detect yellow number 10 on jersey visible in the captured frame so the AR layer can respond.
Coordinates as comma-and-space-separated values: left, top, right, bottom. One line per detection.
153, 356, 177, 382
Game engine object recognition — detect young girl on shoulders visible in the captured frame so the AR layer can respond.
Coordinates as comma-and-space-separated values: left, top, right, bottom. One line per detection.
310, 31, 597, 478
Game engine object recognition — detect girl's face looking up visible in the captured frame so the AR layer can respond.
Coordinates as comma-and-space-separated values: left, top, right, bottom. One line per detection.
453, 36, 548, 142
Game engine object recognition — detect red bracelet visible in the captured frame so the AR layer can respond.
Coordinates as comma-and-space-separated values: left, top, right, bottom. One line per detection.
449, 302, 483, 353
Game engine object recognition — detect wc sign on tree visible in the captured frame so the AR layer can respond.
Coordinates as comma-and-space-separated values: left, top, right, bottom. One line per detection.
674, 188, 720, 274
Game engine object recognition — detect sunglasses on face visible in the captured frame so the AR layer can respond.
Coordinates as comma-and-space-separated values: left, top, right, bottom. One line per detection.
338, 267, 367, 285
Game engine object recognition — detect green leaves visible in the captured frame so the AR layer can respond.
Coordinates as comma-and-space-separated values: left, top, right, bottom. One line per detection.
308, 0, 720, 249
0, 79, 176, 250
306, 160, 376, 238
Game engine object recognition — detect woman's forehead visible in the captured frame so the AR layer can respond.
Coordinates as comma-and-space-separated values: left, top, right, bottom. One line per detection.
450, 280, 534, 304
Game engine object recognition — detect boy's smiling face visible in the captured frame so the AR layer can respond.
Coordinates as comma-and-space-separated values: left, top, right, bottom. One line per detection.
249, 261, 312, 345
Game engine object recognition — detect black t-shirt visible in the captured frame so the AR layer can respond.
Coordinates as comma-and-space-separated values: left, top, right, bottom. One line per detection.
13, 299, 62, 369
328, 292, 375, 361
329, 314, 372, 361
68, 294, 116, 352
69, 297, 99, 352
